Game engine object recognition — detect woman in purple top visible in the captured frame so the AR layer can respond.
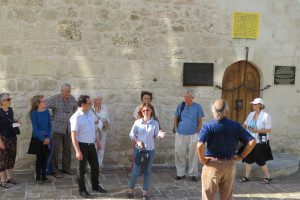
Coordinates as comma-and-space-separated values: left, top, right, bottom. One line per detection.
28, 95, 52, 183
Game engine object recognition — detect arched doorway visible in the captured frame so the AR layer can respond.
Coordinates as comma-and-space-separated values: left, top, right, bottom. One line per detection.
222, 61, 260, 125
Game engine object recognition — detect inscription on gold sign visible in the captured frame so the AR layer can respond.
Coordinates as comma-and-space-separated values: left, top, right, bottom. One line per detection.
232, 12, 260, 39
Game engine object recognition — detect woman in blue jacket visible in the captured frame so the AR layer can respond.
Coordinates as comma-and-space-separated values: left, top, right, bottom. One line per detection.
28, 95, 52, 183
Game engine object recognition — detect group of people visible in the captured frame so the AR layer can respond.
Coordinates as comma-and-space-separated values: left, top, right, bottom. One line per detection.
0, 85, 274, 200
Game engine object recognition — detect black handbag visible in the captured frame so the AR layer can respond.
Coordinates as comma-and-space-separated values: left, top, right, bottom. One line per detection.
12, 126, 21, 135
134, 148, 150, 166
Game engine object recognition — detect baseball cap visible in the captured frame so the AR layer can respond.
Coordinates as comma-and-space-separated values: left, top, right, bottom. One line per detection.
250, 98, 264, 105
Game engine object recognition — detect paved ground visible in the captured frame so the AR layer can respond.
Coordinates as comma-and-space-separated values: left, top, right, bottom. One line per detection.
0, 168, 299, 200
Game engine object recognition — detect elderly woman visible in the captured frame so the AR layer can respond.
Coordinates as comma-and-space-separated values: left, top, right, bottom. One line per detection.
91, 95, 110, 170
240, 98, 273, 184
0, 93, 19, 188
28, 95, 52, 183
127, 103, 165, 200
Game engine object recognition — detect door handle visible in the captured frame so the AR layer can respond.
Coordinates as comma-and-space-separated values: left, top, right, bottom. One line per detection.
235, 99, 243, 110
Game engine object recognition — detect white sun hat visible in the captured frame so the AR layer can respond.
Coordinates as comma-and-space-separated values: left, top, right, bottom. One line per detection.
250, 98, 264, 105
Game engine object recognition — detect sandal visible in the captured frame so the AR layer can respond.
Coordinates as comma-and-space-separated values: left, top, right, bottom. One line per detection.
239, 177, 250, 183
142, 193, 150, 200
261, 176, 272, 184
0, 181, 11, 188
127, 191, 134, 199
7, 178, 19, 185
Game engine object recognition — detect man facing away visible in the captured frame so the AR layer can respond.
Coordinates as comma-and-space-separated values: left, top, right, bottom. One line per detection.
46, 83, 77, 178
70, 95, 107, 198
173, 90, 204, 182
197, 99, 256, 200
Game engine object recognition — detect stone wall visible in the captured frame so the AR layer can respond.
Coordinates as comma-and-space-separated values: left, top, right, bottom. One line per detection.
0, 0, 299, 169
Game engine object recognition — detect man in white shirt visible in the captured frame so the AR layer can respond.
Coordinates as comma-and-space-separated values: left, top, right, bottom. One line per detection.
70, 95, 107, 198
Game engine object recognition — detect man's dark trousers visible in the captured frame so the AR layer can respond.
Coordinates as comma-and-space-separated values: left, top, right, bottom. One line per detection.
77, 142, 99, 192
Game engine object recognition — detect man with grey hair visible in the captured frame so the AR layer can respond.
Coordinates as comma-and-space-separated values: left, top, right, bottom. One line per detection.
197, 99, 256, 200
173, 90, 204, 182
47, 83, 78, 178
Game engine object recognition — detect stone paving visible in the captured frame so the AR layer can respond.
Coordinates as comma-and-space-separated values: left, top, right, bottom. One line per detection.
0, 167, 299, 200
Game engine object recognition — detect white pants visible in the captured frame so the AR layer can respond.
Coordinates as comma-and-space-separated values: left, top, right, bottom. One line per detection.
175, 133, 199, 177
97, 131, 107, 167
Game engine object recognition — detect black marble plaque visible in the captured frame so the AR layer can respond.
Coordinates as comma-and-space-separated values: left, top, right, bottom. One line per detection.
183, 63, 213, 86
274, 66, 295, 85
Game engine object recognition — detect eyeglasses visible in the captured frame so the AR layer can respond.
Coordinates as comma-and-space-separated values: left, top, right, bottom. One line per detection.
141, 108, 151, 113
4, 98, 12, 101
86, 102, 92, 105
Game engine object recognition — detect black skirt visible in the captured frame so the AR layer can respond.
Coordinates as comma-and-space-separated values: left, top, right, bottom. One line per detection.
27, 137, 49, 155
242, 141, 273, 166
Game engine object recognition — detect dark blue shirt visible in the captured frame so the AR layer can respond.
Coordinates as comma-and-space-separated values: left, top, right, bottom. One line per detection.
198, 118, 254, 158
31, 110, 52, 142
0, 107, 16, 139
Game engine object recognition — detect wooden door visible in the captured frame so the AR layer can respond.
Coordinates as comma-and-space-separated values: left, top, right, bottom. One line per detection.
222, 61, 260, 125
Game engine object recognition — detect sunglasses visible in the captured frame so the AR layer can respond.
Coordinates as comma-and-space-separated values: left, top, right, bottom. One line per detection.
141, 108, 151, 112
4, 98, 12, 101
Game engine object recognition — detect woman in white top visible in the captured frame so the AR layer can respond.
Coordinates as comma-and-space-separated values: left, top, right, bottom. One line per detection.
240, 98, 273, 184
130, 91, 160, 174
127, 103, 165, 199
92, 95, 110, 170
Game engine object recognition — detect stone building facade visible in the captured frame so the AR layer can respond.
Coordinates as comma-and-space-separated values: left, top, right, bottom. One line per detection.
0, 0, 299, 169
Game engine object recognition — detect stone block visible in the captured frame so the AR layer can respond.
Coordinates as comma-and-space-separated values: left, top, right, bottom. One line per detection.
69, 61, 107, 78
78, 78, 107, 90
154, 155, 166, 164
162, 47, 188, 59
92, 21, 117, 32
36, 79, 59, 91
27, 59, 56, 76
58, 19, 83, 41
17, 79, 36, 91
84, 31, 103, 44
112, 33, 141, 47
105, 152, 119, 164
0, 0, 11, 6
6, 56, 28, 74
107, 61, 132, 78
22, 0, 44, 6
19, 44, 39, 55
13, 8, 37, 23
0, 19, 21, 31
187, 20, 216, 34
60, 6, 78, 18
173, 0, 198, 4
6, 80, 17, 91
0, 45, 13, 55
188, 47, 211, 60
41, 9, 60, 21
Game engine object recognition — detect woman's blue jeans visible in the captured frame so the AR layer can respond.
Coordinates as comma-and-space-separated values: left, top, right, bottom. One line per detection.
129, 148, 155, 191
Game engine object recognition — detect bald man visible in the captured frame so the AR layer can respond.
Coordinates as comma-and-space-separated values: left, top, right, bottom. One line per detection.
197, 99, 256, 200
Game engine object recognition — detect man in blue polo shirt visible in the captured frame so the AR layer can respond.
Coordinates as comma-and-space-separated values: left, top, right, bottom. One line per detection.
197, 99, 256, 200
173, 90, 204, 182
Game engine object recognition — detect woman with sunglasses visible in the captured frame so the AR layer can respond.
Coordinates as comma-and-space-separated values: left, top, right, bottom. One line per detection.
28, 95, 52, 183
0, 93, 20, 188
127, 103, 165, 200
130, 91, 160, 175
